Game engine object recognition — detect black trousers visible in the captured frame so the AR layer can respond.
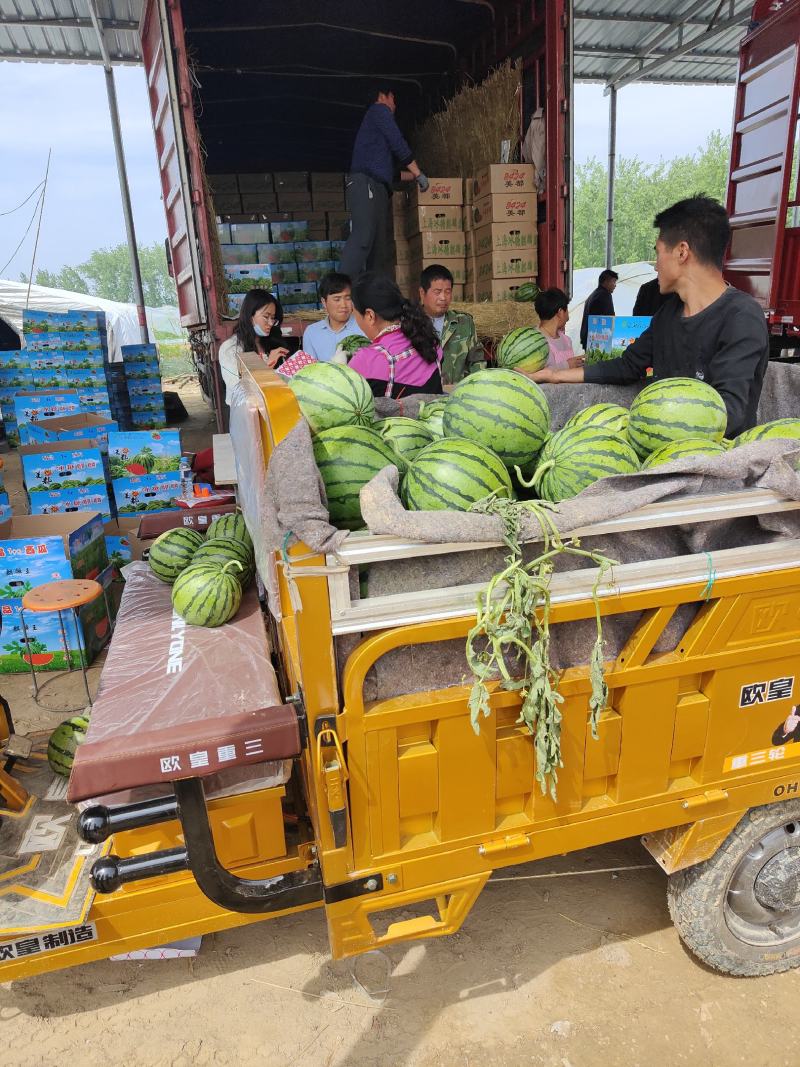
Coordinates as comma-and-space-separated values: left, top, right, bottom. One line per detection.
340, 173, 391, 278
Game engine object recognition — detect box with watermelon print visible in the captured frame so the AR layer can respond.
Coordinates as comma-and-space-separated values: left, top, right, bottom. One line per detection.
14, 391, 82, 445
67, 367, 107, 390
20, 441, 111, 520
22, 309, 105, 334
108, 430, 182, 514
0, 350, 30, 372
26, 413, 119, 453
31, 364, 73, 391
585, 315, 652, 363
131, 411, 167, 429
63, 348, 105, 369
23, 331, 104, 352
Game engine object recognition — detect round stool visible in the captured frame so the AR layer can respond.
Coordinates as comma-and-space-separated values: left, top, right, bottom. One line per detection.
21, 579, 106, 710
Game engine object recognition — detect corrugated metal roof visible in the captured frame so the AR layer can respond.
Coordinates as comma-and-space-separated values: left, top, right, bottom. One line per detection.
0, 1, 753, 85
0, 0, 142, 64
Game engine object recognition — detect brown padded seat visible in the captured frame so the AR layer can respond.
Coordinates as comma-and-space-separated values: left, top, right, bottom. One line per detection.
68, 563, 300, 803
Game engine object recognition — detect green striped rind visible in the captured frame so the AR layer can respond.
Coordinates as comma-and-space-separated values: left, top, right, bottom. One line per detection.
627, 377, 727, 459
378, 417, 433, 466
565, 402, 629, 436
513, 282, 539, 303
47, 715, 89, 776
404, 438, 513, 511
312, 425, 400, 530
642, 437, 726, 470
289, 362, 375, 434
733, 418, 800, 447
535, 426, 640, 502
206, 512, 253, 550
192, 537, 254, 586
496, 327, 550, 373
419, 399, 448, 438
172, 560, 243, 627
442, 369, 550, 468
148, 528, 205, 583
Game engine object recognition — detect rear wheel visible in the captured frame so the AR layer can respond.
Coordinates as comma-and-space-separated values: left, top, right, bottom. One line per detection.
668, 801, 800, 976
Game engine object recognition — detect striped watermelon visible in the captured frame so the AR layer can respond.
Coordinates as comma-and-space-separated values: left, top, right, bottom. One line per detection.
513, 282, 540, 303
312, 425, 400, 529
496, 327, 550, 373
642, 437, 726, 470
627, 377, 727, 460
378, 417, 433, 465
564, 402, 629, 436
404, 438, 513, 511
206, 511, 253, 551
419, 398, 448, 438
148, 527, 205, 584
289, 362, 375, 433
534, 426, 640, 502
192, 537, 254, 586
172, 560, 243, 627
733, 418, 800, 447
48, 715, 89, 777
442, 369, 550, 469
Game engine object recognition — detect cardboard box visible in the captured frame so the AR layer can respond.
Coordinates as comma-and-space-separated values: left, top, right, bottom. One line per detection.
406, 206, 463, 237
293, 240, 333, 263
237, 173, 274, 192
293, 211, 327, 223
270, 220, 310, 244
394, 237, 412, 265
67, 368, 107, 390
408, 177, 463, 207
277, 282, 318, 307
409, 258, 467, 285
273, 172, 309, 192
223, 263, 273, 293
277, 192, 314, 212
213, 194, 243, 215
312, 190, 346, 211
409, 230, 467, 260
452, 283, 465, 301
24, 331, 104, 353
240, 193, 278, 213
27, 413, 119, 453
311, 172, 344, 192
472, 163, 536, 201
466, 222, 537, 259
462, 204, 473, 232
216, 222, 231, 244
23, 310, 105, 335
131, 412, 167, 430
255, 242, 296, 265
471, 248, 538, 282
108, 430, 182, 516
473, 275, 536, 302
0, 351, 29, 371
327, 211, 349, 240
208, 174, 239, 194
394, 264, 417, 290
471, 193, 536, 227
266, 262, 299, 285
229, 222, 271, 244
296, 261, 336, 283
14, 391, 82, 445
136, 505, 238, 540
104, 517, 146, 565
220, 243, 258, 266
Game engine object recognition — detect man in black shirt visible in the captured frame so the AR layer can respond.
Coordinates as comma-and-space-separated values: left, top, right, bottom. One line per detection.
531, 196, 769, 437
632, 277, 669, 317
579, 268, 618, 351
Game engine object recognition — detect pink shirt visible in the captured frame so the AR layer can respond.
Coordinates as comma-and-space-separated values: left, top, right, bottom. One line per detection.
349, 326, 442, 396
543, 327, 575, 368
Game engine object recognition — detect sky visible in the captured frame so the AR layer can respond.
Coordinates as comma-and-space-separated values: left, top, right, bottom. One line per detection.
0, 61, 736, 277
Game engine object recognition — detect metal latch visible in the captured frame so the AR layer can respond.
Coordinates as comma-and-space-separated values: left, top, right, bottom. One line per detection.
681, 788, 728, 811
316, 726, 349, 849
478, 833, 530, 857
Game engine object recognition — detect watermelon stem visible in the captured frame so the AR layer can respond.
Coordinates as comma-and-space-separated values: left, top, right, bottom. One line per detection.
221, 560, 244, 575
530, 459, 554, 491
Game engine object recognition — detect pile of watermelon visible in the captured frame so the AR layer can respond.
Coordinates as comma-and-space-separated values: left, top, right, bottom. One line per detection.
284, 356, 800, 528
147, 511, 255, 627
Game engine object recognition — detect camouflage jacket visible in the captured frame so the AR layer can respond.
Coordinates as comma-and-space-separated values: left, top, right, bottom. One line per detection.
438, 310, 485, 385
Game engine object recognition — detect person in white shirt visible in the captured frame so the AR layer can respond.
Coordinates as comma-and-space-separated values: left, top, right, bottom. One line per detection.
218, 289, 289, 405
301, 272, 366, 363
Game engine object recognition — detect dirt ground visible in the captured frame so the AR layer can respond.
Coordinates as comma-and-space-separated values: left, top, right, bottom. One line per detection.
2, 382, 798, 1066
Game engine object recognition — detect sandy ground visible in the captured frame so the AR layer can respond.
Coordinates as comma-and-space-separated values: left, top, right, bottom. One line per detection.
2, 382, 799, 1066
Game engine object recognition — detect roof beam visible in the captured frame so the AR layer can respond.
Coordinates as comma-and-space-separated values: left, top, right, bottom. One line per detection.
575, 9, 719, 27
0, 18, 139, 32
576, 44, 737, 61
0, 49, 141, 64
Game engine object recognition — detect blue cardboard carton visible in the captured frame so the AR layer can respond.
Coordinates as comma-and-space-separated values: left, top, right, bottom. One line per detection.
27, 485, 112, 520
128, 381, 163, 399
109, 430, 181, 514
14, 391, 82, 445
0, 351, 29, 371
24, 331, 105, 352
585, 315, 652, 363
26, 413, 119, 453
23, 309, 105, 334
63, 348, 106, 369
120, 343, 159, 365
21, 440, 110, 518
112, 472, 181, 514
67, 368, 107, 390
0, 366, 34, 389
131, 412, 167, 429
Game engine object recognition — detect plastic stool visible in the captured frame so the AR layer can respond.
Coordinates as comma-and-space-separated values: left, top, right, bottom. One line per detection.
21, 579, 108, 710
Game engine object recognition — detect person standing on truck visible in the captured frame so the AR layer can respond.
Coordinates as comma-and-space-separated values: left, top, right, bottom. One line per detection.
340, 86, 429, 278
218, 289, 290, 405
527, 196, 770, 438
533, 287, 584, 370
300, 272, 366, 363
348, 272, 442, 398
579, 269, 618, 351
418, 264, 484, 385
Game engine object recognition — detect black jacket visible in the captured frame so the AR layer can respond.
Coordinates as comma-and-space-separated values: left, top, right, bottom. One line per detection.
633, 279, 669, 317
583, 288, 769, 437
580, 286, 615, 350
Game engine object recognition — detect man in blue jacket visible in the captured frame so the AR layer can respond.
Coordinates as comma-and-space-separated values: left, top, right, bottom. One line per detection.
340, 86, 428, 278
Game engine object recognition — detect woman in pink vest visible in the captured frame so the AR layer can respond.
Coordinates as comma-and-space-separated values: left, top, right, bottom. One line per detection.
534, 287, 584, 370
349, 273, 443, 398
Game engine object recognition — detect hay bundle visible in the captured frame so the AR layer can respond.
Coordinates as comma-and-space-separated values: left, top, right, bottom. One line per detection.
288, 301, 536, 343
411, 61, 522, 177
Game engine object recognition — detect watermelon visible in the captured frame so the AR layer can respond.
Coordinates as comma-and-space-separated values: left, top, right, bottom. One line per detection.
627, 377, 727, 460
378, 417, 433, 465
404, 438, 513, 511
192, 536, 254, 586
534, 426, 640, 502
418, 398, 448, 438
642, 437, 727, 470
442, 369, 550, 469
148, 528, 205, 584
48, 715, 89, 777
335, 334, 371, 359
312, 425, 400, 530
206, 511, 253, 551
289, 362, 375, 433
733, 418, 800, 447
496, 327, 550, 373
564, 402, 629, 436
513, 282, 540, 303
172, 560, 243, 627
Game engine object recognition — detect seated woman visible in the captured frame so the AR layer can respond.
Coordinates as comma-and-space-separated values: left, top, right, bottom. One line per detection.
349, 273, 442, 398
534, 287, 584, 370
218, 289, 290, 405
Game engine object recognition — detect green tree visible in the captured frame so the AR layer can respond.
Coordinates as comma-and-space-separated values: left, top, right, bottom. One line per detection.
23, 242, 177, 306
573, 131, 731, 270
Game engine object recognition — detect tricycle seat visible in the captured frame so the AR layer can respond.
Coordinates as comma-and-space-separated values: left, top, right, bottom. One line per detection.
68, 563, 300, 803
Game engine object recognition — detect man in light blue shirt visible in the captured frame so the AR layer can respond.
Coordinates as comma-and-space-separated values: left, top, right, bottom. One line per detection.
302, 272, 366, 362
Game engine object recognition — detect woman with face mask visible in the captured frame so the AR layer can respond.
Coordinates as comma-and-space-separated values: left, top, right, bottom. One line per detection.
218, 289, 290, 405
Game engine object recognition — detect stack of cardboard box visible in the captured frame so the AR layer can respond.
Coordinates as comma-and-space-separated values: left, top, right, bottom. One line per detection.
400, 179, 466, 301
465, 164, 538, 301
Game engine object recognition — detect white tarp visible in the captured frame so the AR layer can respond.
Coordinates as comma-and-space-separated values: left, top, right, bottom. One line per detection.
0, 278, 185, 363
566, 261, 657, 351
